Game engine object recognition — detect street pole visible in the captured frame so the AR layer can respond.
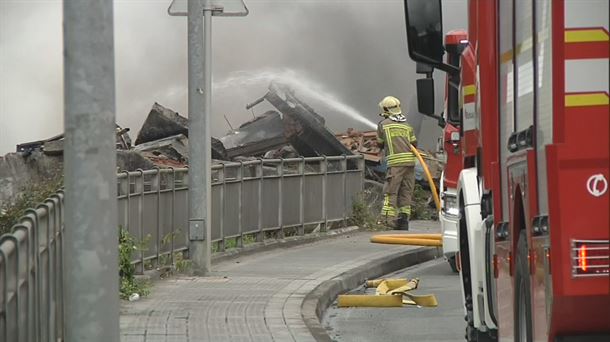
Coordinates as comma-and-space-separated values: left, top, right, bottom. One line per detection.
203, 1, 213, 271
63, 0, 119, 340
187, 0, 211, 274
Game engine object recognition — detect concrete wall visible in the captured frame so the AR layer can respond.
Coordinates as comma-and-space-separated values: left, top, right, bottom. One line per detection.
0, 152, 63, 205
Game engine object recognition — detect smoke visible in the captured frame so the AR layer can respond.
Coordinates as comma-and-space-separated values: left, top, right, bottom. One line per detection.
0, 0, 466, 155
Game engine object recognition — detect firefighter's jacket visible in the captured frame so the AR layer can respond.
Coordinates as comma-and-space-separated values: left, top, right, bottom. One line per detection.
376, 118, 417, 167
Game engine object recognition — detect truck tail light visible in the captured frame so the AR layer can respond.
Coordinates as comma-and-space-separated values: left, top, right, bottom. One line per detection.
578, 245, 587, 272
572, 240, 610, 277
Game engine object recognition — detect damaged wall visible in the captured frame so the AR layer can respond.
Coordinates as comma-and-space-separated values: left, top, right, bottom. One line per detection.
0, 152, 63, 205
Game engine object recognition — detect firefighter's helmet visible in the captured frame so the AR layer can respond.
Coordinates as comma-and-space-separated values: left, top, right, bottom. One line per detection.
379, 96, 406, 122
379, 96, 402, 116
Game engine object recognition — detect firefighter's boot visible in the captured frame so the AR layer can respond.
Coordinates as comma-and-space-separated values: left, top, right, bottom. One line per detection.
397, 213, 409, 231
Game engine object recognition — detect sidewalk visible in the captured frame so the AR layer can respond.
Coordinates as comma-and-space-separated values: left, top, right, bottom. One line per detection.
120, 221, 440, 342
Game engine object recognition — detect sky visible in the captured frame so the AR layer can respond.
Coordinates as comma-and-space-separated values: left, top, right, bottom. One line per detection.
0, 0, 466, 155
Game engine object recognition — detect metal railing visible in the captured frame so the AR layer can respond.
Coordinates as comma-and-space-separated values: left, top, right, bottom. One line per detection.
0, 192, 65, 342
0, 155, 364, 340
117, 155, 364, 272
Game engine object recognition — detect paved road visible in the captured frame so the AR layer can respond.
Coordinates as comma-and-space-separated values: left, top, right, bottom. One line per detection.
323, 258, 464, 342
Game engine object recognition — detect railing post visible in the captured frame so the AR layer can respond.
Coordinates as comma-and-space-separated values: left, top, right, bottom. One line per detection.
238, 162, 244, 248
278, 159, 284, 238
359, 156, 365, 192
136, 169, 145, 274
1, 235, 20, 342
321, 156, 328, 232
298, 157, 305, 236
154, 168, 161, 268
169, 168, 176, 265
342, 155, 348, 227
23, 209, 40, 342
219, 164, 226, 252
257, 159, 264, 242
55, 191, 65, 339
120, 171, 130, 231
48, 195, 60, 341
40, 202, 53, 341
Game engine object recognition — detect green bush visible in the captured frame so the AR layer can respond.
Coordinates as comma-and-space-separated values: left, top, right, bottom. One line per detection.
118, 228, 150, 300
350, 194, 387, 231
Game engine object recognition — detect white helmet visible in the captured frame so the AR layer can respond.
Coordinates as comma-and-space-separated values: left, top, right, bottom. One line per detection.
379, 96, 406, 122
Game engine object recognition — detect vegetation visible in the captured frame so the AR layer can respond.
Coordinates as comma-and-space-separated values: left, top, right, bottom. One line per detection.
0, 177, 63, 236
118, 228, 150, 300
410, 183, 438, 220
350, 194, 387, 231
212, 233, 258, 253
350, 182, 438, 230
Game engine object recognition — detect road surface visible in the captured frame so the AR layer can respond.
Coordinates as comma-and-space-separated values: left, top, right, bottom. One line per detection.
323, 258, 465, 342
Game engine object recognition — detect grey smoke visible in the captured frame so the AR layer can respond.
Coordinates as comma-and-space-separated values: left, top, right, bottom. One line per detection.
0, 0, 466, 155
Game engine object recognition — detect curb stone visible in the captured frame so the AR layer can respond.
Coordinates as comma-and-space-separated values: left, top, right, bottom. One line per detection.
301, 246, 443, 341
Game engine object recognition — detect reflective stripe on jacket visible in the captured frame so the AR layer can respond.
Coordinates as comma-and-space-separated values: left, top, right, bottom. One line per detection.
377, 119, 417, 167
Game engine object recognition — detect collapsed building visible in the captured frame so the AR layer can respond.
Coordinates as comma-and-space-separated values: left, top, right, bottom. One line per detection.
1, 82, 442, 207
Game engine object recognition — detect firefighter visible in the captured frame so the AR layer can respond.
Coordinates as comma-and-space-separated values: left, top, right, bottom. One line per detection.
376, 96, 417, 230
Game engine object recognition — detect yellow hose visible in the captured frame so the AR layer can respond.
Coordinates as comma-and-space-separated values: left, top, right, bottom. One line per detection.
370, 233, 443, 247
337, 277, 438, 308
409, 143, 441, 211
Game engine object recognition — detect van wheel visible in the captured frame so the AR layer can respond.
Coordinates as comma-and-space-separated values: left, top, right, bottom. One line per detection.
514, 231, 533, 342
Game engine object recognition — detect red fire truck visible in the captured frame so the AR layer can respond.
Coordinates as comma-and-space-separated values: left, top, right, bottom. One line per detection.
403, 0, 609, 341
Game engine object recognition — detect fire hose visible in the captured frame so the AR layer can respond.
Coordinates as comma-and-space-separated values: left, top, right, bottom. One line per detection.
411, 142, 441, 211
338, 278, 438, 308
340, 145, 443, 308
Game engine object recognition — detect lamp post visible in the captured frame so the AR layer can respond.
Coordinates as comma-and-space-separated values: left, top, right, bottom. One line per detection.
169, 0, 249, 274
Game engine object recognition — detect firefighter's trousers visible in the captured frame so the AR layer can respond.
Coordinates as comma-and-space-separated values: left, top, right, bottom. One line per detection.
381, 165, 415, 221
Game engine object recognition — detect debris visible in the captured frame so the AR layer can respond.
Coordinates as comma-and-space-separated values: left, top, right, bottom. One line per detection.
134, 134, 189, 163
336, 129, 381, 163
247, 82, 354, 158
116, 150, 156, 171
221, 110, 287, 158
135, 102, 189, 145
16, 124, 133, 157
135, 102, 228, 160
263, 145, 299, 159
16, 133, 64, 156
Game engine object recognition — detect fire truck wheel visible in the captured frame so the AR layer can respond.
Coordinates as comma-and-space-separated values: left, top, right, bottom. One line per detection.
448, 255, 458, 273
514, 230, 533, 342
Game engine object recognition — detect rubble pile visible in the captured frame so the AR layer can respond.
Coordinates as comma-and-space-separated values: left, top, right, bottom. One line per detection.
2, 82, 443, 218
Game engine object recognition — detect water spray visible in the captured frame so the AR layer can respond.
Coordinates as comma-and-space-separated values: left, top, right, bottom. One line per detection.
214, 69, 378, 129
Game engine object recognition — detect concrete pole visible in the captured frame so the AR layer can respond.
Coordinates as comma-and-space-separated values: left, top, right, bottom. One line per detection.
63, 1, 119, 341
187, 0, 211, 274
203, 2, 213, 270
